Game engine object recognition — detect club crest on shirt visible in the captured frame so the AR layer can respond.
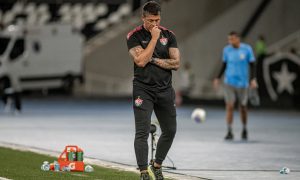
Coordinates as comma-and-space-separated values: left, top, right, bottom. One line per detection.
135, 96, 143, 107
160, 37, 168, 46
240, 53, 246, 60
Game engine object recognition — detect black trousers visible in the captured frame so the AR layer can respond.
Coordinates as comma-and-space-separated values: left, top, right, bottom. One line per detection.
133, 85, 177, 171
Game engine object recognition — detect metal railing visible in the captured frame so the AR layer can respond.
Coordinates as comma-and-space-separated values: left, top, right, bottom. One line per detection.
267, 29, 300, 53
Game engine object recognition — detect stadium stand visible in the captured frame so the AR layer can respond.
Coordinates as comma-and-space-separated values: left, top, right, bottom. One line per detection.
0, 0, 132, 40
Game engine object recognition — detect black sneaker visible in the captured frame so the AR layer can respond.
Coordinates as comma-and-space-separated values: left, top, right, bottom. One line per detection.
241, 129, 248, 140
140, 172, 150, 180
224, 131, 234, 140
148, 164, 164, 180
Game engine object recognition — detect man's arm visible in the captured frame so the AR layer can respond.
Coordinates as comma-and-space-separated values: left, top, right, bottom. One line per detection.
213, 62, 226, 90
216, 62, 227, 78
128, 26, 161, 67
128, 45, 145, 66
151, 48, 180, 70
249, 62, 258, 88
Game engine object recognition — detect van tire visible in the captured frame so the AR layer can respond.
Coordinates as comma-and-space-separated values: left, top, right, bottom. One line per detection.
63, 75, 74, 95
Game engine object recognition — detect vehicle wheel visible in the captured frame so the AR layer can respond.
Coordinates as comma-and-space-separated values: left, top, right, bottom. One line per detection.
63, 75, 74, 95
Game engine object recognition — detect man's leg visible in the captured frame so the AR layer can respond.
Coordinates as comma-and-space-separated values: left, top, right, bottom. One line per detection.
3, 93, 12, 112
238, 88, 249, 140
224, 85, 236, 140
239, 105, 247, 128
226, 102, 234, 132
133, 86, 154, 172
14, 92, 22, 112
147, 88, 176, 180
153, 87, 176, 166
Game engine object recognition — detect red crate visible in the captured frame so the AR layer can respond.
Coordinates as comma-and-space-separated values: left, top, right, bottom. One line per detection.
57, 145, 84, 172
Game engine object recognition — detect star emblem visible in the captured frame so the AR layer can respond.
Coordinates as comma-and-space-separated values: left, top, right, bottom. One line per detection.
272, 63, 296, 94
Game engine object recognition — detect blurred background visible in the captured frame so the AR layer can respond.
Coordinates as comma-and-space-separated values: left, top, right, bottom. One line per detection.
0, 1, 300, 179
0, 0, 300, 109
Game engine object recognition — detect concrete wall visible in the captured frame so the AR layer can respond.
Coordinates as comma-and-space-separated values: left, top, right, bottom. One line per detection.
82, 0, 240, 96
246, 0, 300, 47
179, 0, 300, 98
177, 0, 261, 98
82, 0, 300, 98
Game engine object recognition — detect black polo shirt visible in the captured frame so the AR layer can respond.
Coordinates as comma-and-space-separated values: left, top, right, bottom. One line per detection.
127, 25, 178, 91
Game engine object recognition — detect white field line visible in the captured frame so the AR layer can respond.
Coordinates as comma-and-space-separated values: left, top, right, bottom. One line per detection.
0, 141, 202, 180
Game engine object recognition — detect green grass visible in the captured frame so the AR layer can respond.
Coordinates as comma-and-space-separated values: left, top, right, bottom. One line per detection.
0, 146, 139, 180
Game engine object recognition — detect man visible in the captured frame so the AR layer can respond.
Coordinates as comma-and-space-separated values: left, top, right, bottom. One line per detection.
126, 1, 180, 179
2, 73, 22, 114
214, 31, 257, 141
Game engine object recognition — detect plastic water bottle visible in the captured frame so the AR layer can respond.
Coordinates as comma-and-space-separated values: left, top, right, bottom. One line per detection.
41, 164, 45, 171
41, 161, 50, 171
249, 88, 260, 106
54, 161, 60, 172
85, 165, 94, 172
43, 163, 50, 171
62, 166, 71, 172
280, 167, 290, 174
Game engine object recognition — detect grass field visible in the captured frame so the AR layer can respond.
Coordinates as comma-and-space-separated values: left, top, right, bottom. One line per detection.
0, 146, 140, 180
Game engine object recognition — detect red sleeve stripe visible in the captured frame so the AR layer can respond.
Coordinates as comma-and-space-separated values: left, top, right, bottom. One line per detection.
159, 25, 175, 35
127, 25, 143, 40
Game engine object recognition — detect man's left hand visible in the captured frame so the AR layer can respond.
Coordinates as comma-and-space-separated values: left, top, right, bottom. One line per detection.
250, 79, 258, 89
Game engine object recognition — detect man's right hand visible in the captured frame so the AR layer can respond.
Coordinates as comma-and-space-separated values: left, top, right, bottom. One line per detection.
213, 78, 220, 90
150, 26, 161, 40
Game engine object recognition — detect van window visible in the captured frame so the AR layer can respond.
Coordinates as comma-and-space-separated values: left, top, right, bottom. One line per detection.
0, 37, 10, 55
9, 38, 25, 61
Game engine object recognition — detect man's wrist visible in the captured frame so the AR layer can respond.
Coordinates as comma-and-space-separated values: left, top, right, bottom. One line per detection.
150, 57, 157, 63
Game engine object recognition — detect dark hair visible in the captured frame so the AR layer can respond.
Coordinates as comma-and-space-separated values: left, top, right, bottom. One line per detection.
228, 31, 240, 37
142, 1, 161, 17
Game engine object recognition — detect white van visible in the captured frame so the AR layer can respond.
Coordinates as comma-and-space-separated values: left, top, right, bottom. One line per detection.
0, 24, 83, 94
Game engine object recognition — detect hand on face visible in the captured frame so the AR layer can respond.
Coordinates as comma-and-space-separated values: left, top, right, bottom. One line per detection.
150, 25, 161, 40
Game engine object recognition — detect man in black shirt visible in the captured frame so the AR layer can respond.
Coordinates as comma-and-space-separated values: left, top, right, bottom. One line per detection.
126, 1, 180, 179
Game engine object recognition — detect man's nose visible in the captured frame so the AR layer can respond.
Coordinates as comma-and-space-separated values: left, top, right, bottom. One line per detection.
151, 22, 157, 26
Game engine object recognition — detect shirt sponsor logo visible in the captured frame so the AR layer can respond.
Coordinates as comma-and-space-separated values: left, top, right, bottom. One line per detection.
160, 37, 168, 46
240, 53, 246, 60
135, 96, 143, 107
142, 40, 149, 44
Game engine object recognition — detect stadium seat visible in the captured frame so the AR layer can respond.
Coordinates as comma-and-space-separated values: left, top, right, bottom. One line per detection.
73, 15, 85, 30
61, 13, 72, 23
12, 2, 24, 14
27, 13, 37, 25
37, 13, 50, 25
71, 4, 83, 15
0, 1, 132, 40
58, 3, 71, 15
118, 3, 132, 17
37, 4, 49, 14
95, 3, 108, 17
24, 3, 36, 14
94, 19, 108, 31
3, 11, 14, 25
107, 12, 121, 24
85, 13, 97, 23
82, 3, 94, 16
